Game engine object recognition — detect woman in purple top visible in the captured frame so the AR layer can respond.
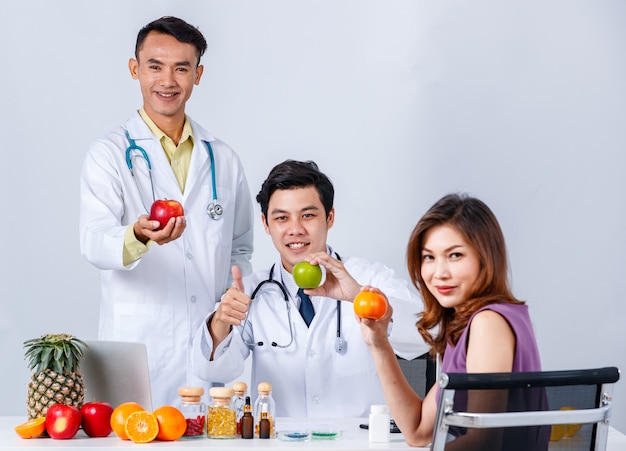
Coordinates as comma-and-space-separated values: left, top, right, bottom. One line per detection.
357, 193, 546, 449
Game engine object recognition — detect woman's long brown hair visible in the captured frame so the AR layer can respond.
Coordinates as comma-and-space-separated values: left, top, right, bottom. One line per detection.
407, 193, 523, 356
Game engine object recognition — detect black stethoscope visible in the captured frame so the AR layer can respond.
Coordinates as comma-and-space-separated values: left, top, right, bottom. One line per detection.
125, 130, 223, 220
242, 254, 345, 353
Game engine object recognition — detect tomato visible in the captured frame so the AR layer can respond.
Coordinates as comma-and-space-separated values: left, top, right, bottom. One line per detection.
353, 291, 387, 320
292, 262, 323, 288
149, 199, 184, 230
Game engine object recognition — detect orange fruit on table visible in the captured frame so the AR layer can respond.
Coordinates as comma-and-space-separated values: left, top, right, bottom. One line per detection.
14, 417, 46, 439
353, 290, 388, 320
124, 410, 159, 443
153, 405, 187, 441
110, 401, 144, 440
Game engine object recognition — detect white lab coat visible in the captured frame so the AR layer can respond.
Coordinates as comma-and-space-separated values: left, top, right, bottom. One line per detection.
192, 249, 428, 418
80, 112, 254, 408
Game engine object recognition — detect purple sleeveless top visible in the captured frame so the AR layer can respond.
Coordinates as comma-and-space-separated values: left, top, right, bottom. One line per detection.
438, 303, 549, 451
441, 302, 542, 374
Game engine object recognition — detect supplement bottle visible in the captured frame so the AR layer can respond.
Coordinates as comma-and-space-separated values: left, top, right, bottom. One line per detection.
241, 396, 254, 439
259, 405, 271, 439
207, 386, 237, 439
368, 404, 390, 443
232, 381, 248, 435
176, 387, 206, 439
253, 381, 276, 437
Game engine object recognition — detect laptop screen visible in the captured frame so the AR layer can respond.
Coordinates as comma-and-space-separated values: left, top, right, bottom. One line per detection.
81, 340, 153, 411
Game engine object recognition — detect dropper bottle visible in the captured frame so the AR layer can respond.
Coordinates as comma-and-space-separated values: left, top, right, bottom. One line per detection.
241, 396, 254, 439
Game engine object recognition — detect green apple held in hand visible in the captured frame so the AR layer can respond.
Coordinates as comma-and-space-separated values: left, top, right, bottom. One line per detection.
292, 262, 323, 289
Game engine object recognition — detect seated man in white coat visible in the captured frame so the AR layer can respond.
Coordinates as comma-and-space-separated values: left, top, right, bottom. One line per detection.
192, 160, 428, 417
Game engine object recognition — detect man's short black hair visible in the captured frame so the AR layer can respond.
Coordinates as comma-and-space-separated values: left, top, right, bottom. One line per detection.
135, 16, 207, 66
256, 160, 335, 219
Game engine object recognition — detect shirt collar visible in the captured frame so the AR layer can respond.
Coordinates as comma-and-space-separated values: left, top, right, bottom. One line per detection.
138, 108, 194, 146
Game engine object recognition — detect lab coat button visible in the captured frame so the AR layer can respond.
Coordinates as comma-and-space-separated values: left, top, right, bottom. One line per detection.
312, 396, 320, 405
190, 296, 197, 303
308, 350, 316, 357
186, 252, 193, 260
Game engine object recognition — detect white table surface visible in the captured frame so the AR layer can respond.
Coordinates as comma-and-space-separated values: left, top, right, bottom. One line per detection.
2, 416, 626, 450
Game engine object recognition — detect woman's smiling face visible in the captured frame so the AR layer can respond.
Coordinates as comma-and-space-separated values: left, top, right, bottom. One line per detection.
420, 224, 481, 310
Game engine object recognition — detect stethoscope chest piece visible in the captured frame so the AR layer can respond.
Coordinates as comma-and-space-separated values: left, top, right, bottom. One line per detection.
207, 202, 223, 220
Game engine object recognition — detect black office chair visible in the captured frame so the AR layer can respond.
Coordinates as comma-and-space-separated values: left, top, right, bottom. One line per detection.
397, 352, 437, 398
431, 366, 620, 451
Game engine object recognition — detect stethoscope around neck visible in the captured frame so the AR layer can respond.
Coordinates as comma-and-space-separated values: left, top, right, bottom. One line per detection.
124, 130, 223, 220
242, 254, 345, 354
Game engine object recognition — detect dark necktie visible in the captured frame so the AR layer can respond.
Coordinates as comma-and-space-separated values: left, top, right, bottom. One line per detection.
298, 288, 315, 327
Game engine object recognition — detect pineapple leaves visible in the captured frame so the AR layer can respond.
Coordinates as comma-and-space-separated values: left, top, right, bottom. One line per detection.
23, 334, 88, 374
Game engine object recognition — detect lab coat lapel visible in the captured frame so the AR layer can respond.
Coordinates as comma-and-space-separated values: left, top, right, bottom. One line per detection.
183, 120, 215, 201
183, 138, 209, 201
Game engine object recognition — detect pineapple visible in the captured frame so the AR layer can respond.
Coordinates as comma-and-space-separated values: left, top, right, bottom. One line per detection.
23, 333, 87, 419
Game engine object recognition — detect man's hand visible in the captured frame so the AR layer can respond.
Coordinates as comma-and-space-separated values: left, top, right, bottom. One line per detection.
303, 251, 363, 301
133, 214, 186, 245
208, 266, 251, 348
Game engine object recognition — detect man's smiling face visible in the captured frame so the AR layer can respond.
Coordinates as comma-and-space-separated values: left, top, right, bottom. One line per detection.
129, 31, 203, 126
262, 186, 334, 273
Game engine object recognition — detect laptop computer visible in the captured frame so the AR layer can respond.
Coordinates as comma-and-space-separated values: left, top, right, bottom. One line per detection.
80, 340, 153, 411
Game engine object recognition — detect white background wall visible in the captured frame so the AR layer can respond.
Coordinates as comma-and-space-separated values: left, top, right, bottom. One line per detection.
1, 0, 625, 433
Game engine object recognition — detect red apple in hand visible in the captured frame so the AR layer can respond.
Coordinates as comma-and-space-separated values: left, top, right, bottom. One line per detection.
45, 404, 82, 439
149, 199, 184, 231
80, 401, 113, 437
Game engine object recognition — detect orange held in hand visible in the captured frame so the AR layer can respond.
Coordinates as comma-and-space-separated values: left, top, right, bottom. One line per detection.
14, 417, 46, 439
153, 405, 187, 441
353, 291, 388, 320
110, 402, 144, 440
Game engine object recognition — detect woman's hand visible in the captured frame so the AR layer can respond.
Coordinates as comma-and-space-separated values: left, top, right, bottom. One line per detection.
355, 286, 394, 349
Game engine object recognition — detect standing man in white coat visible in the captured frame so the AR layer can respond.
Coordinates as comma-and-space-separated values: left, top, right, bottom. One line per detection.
192, 160, 428, 417
80, 16, 254, 408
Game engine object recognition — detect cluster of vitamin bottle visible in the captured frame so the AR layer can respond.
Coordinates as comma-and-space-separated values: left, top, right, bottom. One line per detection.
177, 381, 275, 439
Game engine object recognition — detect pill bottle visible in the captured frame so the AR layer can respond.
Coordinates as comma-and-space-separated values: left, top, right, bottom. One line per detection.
232, 381, 248, 435
369, 404, 390, 443
207, 386, 237, 439
253, 381, 276, 437
176, 387, 206, 439
241, 396, 254, 439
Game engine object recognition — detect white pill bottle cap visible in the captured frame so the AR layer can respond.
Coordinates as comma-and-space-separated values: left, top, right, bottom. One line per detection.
370, 405, 389, 414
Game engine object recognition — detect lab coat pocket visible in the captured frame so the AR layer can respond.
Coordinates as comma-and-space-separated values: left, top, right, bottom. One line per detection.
112, 303, 174, 371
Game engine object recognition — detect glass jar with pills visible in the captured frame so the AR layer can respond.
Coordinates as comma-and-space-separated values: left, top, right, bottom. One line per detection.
207, 386, 237, 439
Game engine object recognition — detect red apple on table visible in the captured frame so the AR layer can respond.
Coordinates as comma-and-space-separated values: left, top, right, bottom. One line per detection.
80, 401, 113, 437
149, 199, 184, 231
45, 404, 82, 439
